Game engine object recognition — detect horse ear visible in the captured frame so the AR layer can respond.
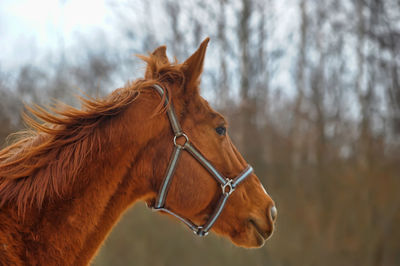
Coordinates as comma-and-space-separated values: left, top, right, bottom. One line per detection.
144, 45, 170, 79
152, 46, 169, 64
181, 37, 210, 92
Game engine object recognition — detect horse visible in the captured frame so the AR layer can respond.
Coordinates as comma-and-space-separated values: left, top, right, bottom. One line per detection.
0, 38, 276, 265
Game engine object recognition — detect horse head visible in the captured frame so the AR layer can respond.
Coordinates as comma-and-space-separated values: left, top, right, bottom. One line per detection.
141, 38, 277, 248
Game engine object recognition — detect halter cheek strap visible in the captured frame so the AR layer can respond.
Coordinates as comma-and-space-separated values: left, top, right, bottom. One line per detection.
150, 84, 253, 236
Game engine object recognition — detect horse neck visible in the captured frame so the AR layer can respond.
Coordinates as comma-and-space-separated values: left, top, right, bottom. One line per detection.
19, 95, 163, 265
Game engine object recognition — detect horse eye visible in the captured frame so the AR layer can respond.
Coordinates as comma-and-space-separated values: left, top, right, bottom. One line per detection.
215, 126, 226, 136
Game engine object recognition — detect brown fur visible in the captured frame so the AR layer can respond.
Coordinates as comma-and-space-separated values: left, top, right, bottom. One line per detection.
0, 39, 275, 265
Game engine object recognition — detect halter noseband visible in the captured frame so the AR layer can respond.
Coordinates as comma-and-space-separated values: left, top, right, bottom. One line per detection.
151, 84, 253, 236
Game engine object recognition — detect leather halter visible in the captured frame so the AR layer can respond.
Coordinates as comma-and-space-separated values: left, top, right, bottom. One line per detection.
150, 84, 253, 236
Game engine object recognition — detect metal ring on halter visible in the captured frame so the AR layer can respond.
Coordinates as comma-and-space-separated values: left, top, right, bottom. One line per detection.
173, 133, 189, 149
221, 179, 235, 196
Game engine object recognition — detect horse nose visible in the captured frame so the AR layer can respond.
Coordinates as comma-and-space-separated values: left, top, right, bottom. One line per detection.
269, 205, 277, 222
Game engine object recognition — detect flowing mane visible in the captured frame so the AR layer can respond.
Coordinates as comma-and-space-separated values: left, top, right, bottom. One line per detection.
0, 54, 184, 217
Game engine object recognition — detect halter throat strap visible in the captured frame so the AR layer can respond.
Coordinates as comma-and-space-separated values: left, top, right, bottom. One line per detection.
151, 84, 253, 236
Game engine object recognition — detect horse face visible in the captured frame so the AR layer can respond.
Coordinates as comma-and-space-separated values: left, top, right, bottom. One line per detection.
147, 38, 276, 248
169, 93, 276, 248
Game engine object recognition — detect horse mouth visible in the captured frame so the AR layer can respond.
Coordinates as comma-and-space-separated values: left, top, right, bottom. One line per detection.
249, 219, 270, 244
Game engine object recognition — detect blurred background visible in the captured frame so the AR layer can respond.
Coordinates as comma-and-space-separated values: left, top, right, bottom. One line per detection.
1, 0, 399, 265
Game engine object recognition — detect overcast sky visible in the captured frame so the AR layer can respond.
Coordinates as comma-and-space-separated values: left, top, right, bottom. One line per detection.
0, 0, 116, 69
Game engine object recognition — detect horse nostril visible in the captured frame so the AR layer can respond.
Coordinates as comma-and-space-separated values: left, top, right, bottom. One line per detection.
270, 205, 277, 222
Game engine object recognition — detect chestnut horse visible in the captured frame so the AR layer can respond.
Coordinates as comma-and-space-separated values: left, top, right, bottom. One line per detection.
0, 38, 276, 265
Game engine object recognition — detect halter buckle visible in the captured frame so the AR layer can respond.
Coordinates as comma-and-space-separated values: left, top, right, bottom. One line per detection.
221, 179, 235, 196
173, 133, 189, 149
194, 226, 208, 236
